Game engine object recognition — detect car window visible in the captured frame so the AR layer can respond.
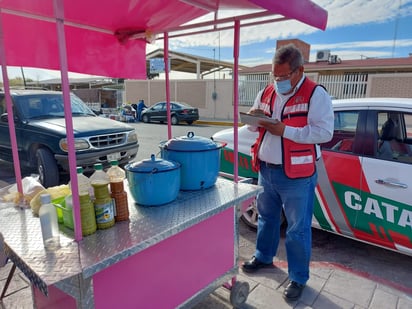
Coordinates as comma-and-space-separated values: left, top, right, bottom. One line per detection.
323, 111, 359, 153
152, 103, 165, 111
376, 111, 412, 163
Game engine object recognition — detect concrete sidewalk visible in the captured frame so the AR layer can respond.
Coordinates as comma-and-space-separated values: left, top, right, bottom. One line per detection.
2, 251, 412, 308
193, 261, 412, 309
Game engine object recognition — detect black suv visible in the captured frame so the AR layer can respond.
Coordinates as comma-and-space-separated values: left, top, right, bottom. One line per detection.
0, 90, 139, 187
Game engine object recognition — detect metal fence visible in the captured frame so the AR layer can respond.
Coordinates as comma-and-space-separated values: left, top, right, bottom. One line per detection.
318, 73, 368, 99
239, 73, 270, 106
238, 72, 369, 105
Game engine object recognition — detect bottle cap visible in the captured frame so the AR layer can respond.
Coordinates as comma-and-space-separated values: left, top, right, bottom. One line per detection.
76, 166, 84, 173
110, 160, 119, 166
40, 193, 51, 205
94, 163, 103, 170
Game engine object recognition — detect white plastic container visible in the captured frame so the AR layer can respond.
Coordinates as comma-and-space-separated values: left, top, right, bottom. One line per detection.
107, 160, 125, 183
90, 163, 110, 186
69, 166, 92, 197
39, 193, 60, 250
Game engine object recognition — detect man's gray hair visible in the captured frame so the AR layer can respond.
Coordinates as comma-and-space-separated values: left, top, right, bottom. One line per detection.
272, 44, 304, 71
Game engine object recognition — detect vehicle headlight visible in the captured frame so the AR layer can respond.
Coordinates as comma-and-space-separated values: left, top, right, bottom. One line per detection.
127, 130, 138, 144
60, 138, 90, 152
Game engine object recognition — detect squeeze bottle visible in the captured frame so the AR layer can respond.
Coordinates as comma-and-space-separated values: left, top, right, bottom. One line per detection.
90, 163, 115, 229
107, 160, 129, 221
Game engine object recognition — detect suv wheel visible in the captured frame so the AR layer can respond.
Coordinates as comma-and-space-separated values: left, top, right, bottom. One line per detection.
36, 148, 59, 187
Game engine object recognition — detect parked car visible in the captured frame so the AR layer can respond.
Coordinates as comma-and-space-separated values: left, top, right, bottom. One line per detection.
120, 104, 136, 122
212, 98, 412, 257
0, 90, 139, 187
141, 101, 199, 125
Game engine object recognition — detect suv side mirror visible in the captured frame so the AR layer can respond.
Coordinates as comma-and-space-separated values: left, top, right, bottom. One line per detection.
0, 113, 8, 122
0, 113, 19, 123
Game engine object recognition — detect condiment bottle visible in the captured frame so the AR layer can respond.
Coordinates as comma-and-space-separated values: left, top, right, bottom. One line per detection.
68, 167, 97, 235
65, 195, 97, 236
90, 163, 115, 229
39, 193, 60, 250
107, 160, 129, 221
69, 166, 92, 197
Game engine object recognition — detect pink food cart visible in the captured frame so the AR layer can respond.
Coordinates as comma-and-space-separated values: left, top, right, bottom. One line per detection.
0, 0, 328, 307
1, 178, 262, 308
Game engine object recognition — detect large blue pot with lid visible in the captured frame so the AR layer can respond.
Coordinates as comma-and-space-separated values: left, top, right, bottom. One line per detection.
159, 131, 225, 190
125, 154, 180, 206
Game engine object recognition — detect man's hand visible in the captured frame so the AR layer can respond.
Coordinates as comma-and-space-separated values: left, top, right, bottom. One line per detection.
258, 119, 285, 136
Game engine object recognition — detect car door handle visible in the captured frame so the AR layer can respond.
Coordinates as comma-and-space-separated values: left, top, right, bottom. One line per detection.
375, 178, 408, 189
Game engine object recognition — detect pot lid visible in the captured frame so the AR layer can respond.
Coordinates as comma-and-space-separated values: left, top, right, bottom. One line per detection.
163, 131, 221, 151
125, 154, 180, 173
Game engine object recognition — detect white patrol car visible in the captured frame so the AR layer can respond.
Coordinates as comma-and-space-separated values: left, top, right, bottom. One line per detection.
213, 98, 412, 257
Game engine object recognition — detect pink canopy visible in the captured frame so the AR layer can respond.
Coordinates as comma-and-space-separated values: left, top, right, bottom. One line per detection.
0, 0, 327, 241
0, 0, 327, 78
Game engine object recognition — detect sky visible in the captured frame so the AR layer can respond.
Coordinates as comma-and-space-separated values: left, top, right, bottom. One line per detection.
2, 0, 412, 81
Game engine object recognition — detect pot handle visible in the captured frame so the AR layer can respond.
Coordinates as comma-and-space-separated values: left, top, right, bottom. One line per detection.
149, 154, 159, 173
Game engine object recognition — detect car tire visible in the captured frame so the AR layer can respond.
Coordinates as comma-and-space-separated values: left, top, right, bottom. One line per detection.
240, 198, 259, 229
240, 198, 285, 230
171, 115, 179, 125
187, 121, 193, 125
36, 148, 59, 188
142, 114, 149, 123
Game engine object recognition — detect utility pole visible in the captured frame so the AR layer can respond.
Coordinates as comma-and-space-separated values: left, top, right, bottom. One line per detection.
20, 67, 27, 88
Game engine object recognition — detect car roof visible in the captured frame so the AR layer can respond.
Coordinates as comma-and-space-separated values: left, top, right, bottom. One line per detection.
152, 101, 193, 107
332, 97, 412, 111
1, 89, 62, 96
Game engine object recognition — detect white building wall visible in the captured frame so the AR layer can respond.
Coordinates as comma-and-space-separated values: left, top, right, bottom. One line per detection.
125, 72, 412, 121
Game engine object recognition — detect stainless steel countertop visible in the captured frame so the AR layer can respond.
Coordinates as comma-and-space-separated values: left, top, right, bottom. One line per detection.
0, 177, 262, 296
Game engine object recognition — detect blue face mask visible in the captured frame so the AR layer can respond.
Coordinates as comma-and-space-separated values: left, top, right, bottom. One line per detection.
274, 79, 292, 94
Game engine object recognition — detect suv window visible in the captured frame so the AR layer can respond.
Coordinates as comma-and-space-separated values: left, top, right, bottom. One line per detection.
0, 96, 5, 115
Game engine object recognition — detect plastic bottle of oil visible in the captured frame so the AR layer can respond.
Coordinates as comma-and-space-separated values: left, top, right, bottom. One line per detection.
90, 163, 115, 229
107, 160, 129, 222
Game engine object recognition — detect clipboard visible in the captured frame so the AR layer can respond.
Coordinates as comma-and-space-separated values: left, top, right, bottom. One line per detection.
240, 112, 279, 126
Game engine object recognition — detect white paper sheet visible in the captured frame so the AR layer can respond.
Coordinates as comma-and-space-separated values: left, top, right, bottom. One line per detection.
239, 112, 279, 126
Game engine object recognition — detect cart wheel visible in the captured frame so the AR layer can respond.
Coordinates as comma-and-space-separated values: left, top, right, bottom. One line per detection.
230, 281, 250, 308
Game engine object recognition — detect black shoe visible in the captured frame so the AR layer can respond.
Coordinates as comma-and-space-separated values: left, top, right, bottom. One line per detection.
283, 281, 305, 301
241, 256, 273, 273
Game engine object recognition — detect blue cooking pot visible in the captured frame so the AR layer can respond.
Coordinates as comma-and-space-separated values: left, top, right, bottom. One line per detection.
160, 132, 224, 190
125, 154, 180, 206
